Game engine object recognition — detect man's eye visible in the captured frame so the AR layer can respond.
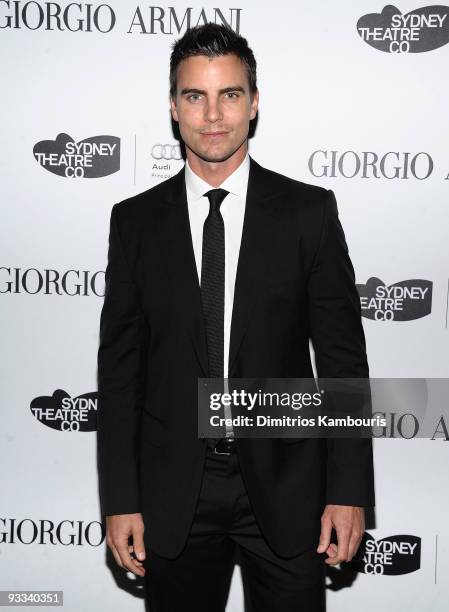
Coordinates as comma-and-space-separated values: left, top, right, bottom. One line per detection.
224, 92, 239, 99
187, 94, 202, 101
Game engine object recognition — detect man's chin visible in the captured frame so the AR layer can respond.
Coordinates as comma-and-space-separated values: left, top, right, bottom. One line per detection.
188, 146, 240, 164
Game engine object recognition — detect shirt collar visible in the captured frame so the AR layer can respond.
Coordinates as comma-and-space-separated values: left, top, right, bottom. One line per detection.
185, 152, 250, 201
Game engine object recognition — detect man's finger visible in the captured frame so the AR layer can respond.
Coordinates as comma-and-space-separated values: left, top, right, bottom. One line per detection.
128, 545, 144, 566
116, 539, 146, 576
325, 543, 337, 558
109, 543, 124, 569
317, 516, 332, 553
346, 508, 364, 562
332, 524, 350, 565
347, 528, 362, 562
132, 526, 146, 562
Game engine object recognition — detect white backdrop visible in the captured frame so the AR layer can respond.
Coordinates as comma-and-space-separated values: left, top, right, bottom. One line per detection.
1, 1, 448, 610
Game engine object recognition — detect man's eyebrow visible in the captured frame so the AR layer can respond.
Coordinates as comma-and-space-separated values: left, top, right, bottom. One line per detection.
180, 86, 246, 96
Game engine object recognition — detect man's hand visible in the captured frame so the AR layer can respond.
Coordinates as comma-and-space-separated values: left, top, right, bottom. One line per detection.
106, 512, 146, 577
317, 504, 364, 565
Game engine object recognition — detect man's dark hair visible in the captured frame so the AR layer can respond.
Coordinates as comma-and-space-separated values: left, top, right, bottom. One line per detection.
169, 23, 257, 98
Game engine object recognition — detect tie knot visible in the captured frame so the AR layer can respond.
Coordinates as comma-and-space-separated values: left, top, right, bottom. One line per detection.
204, 188, 229, 211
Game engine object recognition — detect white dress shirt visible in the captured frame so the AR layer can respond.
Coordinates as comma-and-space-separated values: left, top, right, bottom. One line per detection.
185, 153, 250, 437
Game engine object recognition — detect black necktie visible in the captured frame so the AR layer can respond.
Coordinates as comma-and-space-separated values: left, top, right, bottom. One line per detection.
200, 188, 229, 378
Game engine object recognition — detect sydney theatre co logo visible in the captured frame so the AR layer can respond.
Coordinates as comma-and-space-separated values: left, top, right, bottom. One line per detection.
33, 133, 120, 178
351, 533, 421, 575
357, 277, 432, 321
357, 5, 449, 53
31, 389, 97, 432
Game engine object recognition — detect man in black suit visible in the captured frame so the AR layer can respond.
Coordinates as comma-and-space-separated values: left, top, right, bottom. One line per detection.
97, 23, 375, 611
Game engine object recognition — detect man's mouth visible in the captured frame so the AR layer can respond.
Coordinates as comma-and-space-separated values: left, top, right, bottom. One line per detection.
200, 130, 228, 137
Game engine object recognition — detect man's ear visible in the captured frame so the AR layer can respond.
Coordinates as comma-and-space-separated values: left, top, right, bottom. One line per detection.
170, 97, 179, 122
250, 89, 259, 120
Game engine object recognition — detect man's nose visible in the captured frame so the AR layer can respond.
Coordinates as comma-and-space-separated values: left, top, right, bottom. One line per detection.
204, 98, 223, 123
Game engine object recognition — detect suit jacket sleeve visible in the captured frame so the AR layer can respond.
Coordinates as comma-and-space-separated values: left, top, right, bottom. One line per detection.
308, 189, 375, 507
96, 203, 149, 517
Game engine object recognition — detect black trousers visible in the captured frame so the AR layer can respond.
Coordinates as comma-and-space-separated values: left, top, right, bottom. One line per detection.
143, 443, 326, 611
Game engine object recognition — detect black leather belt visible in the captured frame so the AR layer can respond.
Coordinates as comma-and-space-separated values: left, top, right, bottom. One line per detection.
206, 437, 237, 455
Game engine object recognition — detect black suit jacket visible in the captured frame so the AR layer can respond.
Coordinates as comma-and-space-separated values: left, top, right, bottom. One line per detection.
97, 156, 375, 559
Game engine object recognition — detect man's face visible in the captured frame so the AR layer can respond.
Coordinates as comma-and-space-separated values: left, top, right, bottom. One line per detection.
170, 53, 259, 164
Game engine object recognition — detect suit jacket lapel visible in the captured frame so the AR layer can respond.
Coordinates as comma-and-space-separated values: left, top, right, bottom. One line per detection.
160, 167, 209, 376
228, 156, 283, 377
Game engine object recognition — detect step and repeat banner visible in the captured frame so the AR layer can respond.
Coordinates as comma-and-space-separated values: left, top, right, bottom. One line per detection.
1, 1, 448, 610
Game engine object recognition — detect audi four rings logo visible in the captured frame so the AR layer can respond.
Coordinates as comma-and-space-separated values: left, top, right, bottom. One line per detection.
151, 144, 182, 160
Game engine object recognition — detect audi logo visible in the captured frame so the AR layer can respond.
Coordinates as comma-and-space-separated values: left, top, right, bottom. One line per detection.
151, 144, 183, 160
